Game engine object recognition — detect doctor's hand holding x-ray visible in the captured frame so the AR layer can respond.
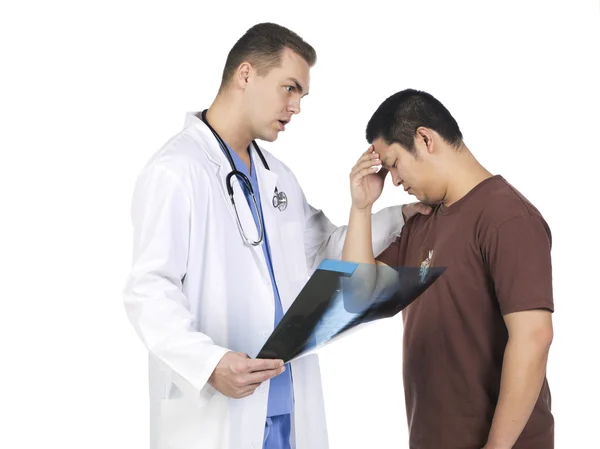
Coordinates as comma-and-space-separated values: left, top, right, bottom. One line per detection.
208, 351, 286, 399
123, 22, 430, 449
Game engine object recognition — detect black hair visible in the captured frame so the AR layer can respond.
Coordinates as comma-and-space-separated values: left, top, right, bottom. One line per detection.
366, 88, 463, 152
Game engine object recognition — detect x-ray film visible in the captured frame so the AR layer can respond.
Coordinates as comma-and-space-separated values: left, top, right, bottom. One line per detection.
256, 259, 445, 362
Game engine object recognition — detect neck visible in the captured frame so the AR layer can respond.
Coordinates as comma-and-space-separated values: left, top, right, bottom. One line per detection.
204, 94, 253, 158
442, 145, 494, 207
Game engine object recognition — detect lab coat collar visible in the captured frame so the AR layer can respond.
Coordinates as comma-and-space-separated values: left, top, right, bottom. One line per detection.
184, 111, 279, 193
184, 111, 228, 167
184, 111, 281, 283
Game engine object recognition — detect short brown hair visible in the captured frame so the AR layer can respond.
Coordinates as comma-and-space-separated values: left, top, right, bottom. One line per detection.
220, 23, 316, 90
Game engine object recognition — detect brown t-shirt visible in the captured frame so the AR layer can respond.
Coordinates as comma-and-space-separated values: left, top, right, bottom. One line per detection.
376, 175, 554, 449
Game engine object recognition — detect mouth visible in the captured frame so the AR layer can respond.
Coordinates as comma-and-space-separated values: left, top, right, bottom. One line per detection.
277, 119, 290, 131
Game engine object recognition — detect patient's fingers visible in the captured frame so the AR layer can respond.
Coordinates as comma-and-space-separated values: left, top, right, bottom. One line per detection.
351, 150, 380, 177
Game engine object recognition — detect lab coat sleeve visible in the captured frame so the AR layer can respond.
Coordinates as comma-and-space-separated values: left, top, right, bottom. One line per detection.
123, 163, 230, 405
302, 189, 406, 273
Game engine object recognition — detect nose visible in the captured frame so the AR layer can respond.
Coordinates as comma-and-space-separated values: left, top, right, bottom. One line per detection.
288, 96, 301, 115
391, 172, 402, 187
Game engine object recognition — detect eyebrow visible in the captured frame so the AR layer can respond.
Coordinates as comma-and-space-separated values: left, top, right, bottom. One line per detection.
381, 155, 393, 169
288, 78, 308, 97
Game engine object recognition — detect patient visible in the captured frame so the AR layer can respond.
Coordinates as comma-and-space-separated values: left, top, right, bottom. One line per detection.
341, 88, 555, 449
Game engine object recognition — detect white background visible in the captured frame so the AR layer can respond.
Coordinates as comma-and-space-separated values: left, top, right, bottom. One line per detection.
1, 1, 599, 448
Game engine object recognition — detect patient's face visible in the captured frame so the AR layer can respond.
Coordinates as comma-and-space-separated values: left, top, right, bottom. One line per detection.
373, 138, 444, 204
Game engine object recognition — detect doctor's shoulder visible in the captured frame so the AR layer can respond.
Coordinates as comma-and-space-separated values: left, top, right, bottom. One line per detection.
136, 130, 214, 192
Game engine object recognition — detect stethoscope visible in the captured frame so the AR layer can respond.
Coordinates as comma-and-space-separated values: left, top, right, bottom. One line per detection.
200, 109, 288, 246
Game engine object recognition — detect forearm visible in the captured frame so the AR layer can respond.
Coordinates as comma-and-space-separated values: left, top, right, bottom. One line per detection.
340, 206, 381, 313
485, 336, 551, 448
342, 205, 376, 264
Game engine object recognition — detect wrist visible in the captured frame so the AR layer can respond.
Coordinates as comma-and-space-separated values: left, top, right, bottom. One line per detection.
351, 204, 373, 215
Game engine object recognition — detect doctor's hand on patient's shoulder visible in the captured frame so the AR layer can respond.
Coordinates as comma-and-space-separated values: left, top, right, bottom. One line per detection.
208, 351, 285, 399
349, 146, 388, 210
401, 201, 432, 222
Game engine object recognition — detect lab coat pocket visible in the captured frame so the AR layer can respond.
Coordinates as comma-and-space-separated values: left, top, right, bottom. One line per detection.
159, 394, 228, 449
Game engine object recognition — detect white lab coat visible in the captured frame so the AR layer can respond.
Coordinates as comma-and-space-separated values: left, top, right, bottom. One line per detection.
123, 112, 405, 449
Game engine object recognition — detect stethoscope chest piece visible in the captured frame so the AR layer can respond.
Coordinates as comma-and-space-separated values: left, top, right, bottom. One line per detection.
272, 189, 288, 211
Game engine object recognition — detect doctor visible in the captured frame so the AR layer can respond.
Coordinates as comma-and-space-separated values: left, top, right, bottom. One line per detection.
123, 22, 429, 449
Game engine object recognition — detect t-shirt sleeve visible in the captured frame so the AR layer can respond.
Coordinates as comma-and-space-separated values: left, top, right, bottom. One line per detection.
375, 215, 416, 268
375, 237, 401, 268
483, 215, 554, 315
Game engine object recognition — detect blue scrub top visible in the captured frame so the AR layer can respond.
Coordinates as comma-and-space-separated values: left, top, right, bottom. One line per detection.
225, 144, 294, 417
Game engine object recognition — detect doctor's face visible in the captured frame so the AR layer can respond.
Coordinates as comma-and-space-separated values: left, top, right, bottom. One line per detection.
244, 47, 310, 142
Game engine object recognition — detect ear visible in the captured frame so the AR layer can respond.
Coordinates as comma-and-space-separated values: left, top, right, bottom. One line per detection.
235, 62, 252, 89
415, 127, 435, 154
